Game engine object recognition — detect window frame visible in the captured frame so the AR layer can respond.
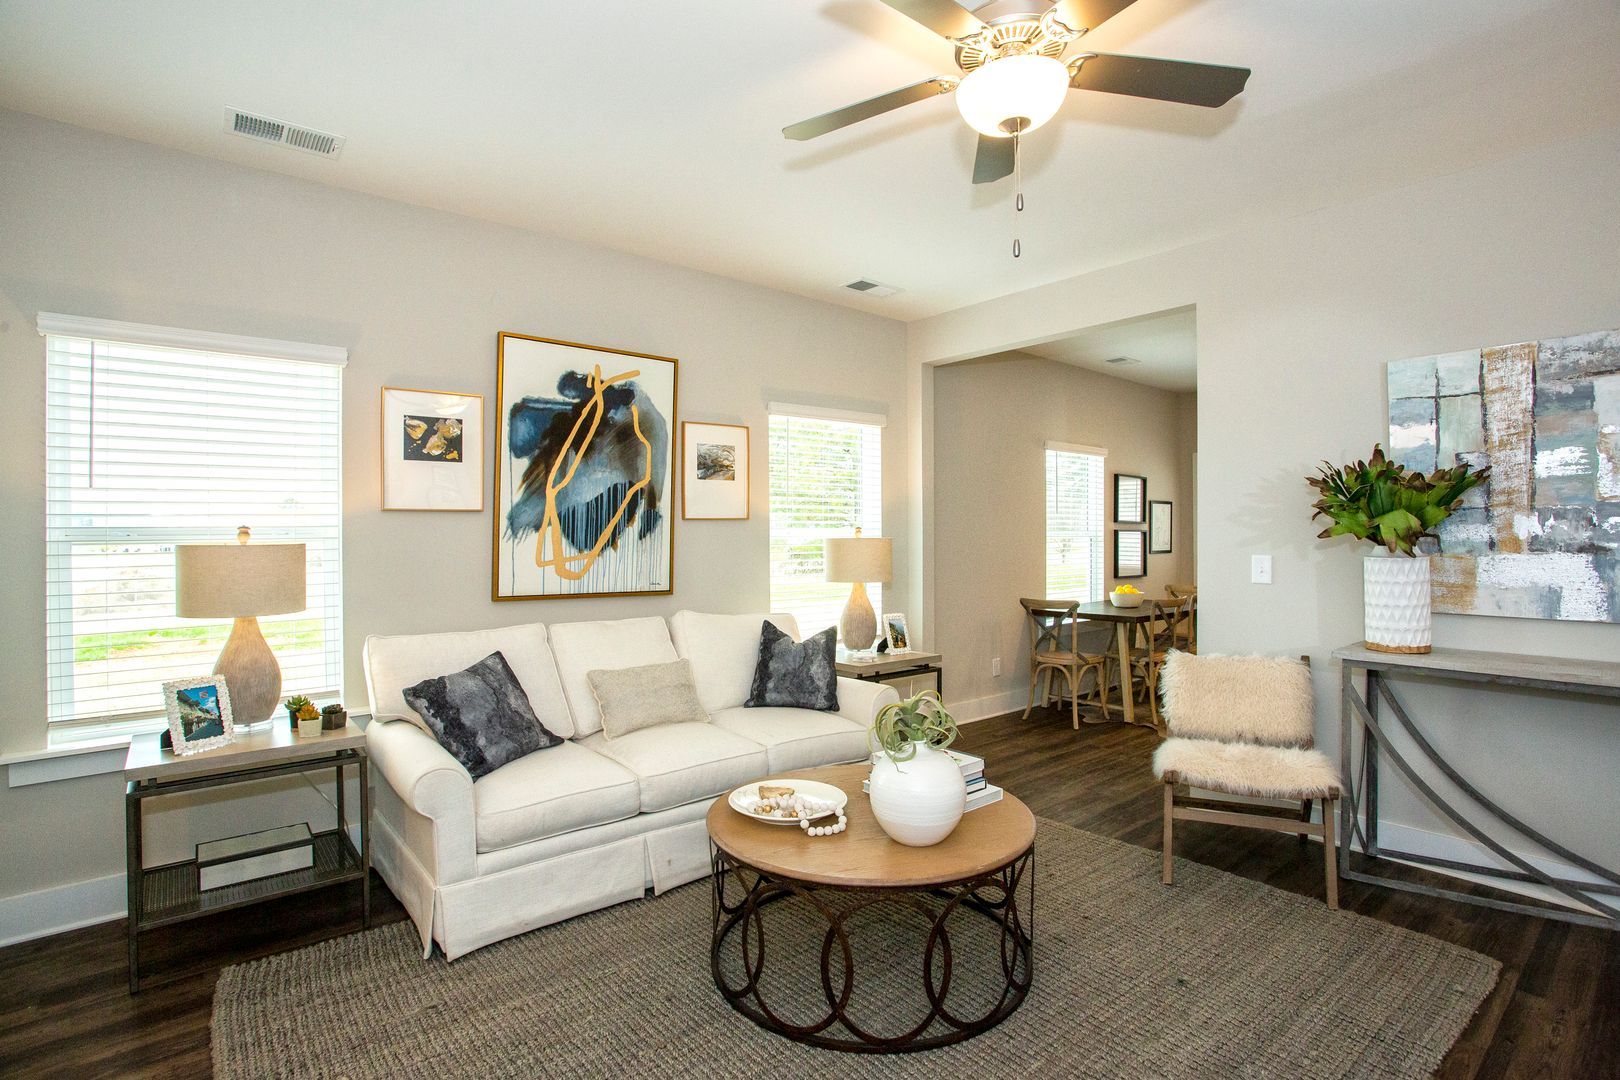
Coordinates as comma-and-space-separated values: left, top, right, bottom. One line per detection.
1044, 441, 1108, 604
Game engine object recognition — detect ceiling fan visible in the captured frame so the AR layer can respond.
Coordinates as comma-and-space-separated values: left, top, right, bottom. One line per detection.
783, 0, 1251, 185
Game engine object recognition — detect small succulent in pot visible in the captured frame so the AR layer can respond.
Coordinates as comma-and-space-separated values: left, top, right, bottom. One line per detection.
320, 702, 348, 730
870, 689, 958, 764
284, 694, 313, 728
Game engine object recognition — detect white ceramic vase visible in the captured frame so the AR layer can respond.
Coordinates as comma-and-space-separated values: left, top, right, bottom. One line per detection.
1363, 551, 1432, 654
867, 740, 967, 847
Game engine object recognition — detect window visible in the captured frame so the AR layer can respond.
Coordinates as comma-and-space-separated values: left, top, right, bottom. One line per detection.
768, 408, 884, 637
1045, 443, 1106, 602
42, 315, 345, 734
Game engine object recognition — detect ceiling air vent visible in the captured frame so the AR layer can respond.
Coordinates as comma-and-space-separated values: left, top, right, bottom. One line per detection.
224, 107, 346, 158
1105, 356, 1141, 366
843, 278, 901, 298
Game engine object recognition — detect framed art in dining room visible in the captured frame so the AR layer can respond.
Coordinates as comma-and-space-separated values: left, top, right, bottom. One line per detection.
1114, 529, 1147, 579
492, 332, 677, 600
1148, 500, 1173, 554
681, 421, 749, 519
1114, 473, 1146, 524
381, 386, 485, 511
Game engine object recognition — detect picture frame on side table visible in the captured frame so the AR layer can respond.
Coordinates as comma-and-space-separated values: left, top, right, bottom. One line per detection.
682, 422, 749, 519
1114, 473, 1146, 524
381, 386, 485, 511
162, 675, 236, 755
1114, 530, 1147, 579
883, 613, 911, 652
1148, 500, 1173, 554
493, 333, 677, 600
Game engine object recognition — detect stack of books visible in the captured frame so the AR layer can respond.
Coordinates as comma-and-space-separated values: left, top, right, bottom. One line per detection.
863, 748, 1004, 812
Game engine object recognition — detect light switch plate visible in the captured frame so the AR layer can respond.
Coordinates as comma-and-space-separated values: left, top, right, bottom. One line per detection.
1251, 554, 1273, 584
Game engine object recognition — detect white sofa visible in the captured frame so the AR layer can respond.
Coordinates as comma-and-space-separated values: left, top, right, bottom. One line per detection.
362, 610, 898, 959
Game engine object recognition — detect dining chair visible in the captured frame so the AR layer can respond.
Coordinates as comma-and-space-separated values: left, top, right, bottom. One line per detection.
1152, 652, 1342, 908
1165, 584, 1197, 652
1122, 596, 1193, 730
1019, 598, 1109, 729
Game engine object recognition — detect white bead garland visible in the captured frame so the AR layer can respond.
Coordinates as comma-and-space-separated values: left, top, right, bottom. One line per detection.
751, 790, 846, 836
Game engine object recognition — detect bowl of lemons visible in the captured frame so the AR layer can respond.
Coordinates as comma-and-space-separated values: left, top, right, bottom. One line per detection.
1109, 584, 1146, 608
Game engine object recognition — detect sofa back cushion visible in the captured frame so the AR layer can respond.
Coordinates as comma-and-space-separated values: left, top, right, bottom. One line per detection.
547, 616, 679, 737
364, 622, 576, 738
669, 610, 801, 713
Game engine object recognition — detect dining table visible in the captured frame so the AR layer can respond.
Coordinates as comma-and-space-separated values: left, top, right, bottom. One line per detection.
1062, 600, 1163, 728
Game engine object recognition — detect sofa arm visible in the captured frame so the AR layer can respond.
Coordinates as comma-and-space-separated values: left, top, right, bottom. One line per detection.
366, 717, 477, 884
835, 677, 901, 732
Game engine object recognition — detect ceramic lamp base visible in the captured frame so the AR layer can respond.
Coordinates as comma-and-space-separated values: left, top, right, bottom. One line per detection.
215, 615, 282, 727
839, 581, 878, 651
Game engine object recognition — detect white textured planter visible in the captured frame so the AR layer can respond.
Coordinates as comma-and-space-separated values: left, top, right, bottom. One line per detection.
1363, 552, 1432, 654
868, 741, 967, 847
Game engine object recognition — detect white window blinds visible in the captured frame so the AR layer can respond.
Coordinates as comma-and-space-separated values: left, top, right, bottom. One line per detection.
43, 326, 344, 729
1046, 445, 1106, 602
768, 410, 883, 638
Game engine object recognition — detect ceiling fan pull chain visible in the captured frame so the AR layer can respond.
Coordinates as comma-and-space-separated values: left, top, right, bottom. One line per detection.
1012, 131, 1023, 258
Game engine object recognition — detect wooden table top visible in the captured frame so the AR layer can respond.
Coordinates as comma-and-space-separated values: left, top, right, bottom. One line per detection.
1065, 600, 1161, 623
125, 721, 365, 783
706, 763, 1035, 889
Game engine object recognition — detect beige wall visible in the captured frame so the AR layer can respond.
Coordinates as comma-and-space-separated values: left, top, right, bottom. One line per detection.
0, 109, 910, 909
913, 124, 1620, 878
933, 353, 1194, 716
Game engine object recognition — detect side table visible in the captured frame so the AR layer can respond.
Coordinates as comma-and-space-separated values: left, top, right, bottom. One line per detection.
835, 649, 944, 697
124, 721, 371, 992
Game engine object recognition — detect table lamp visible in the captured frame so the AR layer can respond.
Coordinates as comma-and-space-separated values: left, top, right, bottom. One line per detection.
824, 527, 893, 652
176, 526, 307, 727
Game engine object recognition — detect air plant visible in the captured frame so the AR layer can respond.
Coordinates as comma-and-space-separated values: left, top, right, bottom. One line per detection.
870, 689, 958, 763
1307, 444, 1489, 556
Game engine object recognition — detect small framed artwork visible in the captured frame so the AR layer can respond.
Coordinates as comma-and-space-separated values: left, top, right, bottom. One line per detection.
1114, 473, 1146, 524
681, 422, 749, 519
382, 387, 485, 511
1114, 530, 1147, 579
1148, 500, 1174, 554
162, 676, 235, 755
883, 613, 911, 652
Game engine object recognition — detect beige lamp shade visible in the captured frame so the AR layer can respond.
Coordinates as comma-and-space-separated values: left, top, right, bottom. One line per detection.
176, 540, 306, 617
824, 532, 892, 584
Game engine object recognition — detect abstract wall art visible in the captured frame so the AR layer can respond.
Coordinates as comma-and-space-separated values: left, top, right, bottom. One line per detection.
493, 333, 676, 600
1387, 328, 1620, 623
381, 386, 484, 511
681, 421, 749, 520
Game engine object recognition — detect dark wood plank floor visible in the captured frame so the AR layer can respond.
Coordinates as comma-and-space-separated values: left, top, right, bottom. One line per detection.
1, 710, 1614, 1078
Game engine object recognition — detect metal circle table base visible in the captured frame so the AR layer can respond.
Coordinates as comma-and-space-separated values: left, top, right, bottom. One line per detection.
709, 843, 1034, 1054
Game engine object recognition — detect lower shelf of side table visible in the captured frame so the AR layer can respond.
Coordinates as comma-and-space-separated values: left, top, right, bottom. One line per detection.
138, 830, 363, 930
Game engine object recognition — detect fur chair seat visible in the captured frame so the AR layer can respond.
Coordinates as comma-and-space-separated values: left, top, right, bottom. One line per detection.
1153, 737, 1341, 799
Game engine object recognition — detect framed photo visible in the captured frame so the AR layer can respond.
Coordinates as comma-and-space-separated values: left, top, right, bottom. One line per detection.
681, 422, 749, 520
162, 676, 235, 755
1148, 500, 1174, 554
381, 386, 485, 511
1114, 473, 1146, 524
883, 613, 911, 652
493, 333, 677, 600
1114, 530, 1147, 579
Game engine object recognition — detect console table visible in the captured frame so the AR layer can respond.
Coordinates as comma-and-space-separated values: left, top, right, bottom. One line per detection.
835, 649, 943, 696
1334, 644, 1620, 929
124, 722, 371, 991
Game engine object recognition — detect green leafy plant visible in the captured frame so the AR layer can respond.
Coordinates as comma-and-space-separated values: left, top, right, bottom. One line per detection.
284, 695, 312, 713
870, 689, 958, 763
1307, 444, 1489, 556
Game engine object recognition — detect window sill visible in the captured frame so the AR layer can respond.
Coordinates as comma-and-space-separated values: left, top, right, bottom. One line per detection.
2, 740, 133, 787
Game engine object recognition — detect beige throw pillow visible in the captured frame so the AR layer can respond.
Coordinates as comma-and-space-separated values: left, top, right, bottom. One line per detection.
587, 659, 709, 739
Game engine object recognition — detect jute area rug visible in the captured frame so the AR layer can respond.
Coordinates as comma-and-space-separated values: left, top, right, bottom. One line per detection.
213, 819, 1497, 1079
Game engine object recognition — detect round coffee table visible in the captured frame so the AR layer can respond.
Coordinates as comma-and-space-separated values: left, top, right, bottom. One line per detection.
706, 762, 1035, 1054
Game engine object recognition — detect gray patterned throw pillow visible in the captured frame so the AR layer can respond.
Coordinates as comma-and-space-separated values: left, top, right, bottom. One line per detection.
403, 651, 562, 779
745, 622, 840, 712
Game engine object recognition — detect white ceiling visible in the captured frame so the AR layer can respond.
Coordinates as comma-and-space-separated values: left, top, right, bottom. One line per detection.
1021, 306, 1196, 390
2, 1, 1617, 321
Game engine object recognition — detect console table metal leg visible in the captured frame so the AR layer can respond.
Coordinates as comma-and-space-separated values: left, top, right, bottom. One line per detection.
1364, 669, 1380, 854
125, 783, 142, 994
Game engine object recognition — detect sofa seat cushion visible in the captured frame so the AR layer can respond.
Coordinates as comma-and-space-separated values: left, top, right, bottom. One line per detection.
580, 724, 768, 813
669, 610, 800, 713
709, 706, 869, 772
473, 740, 642, 853
548, 617, 679, 738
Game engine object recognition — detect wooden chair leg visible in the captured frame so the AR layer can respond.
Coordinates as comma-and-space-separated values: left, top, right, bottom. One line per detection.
1298, 798, 1313, 845
1022, 666, 1040, 720
1322, 796, 1339, 910
1161, 780, 1175, 885
1066, 667, 1081, 730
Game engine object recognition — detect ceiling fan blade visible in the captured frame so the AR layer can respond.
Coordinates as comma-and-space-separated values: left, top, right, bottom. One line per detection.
1069, 53, 1251, 107
782, 77, 957, 141
1049, 0, 1142, 35
972, 135, 1015, 185
876, 0, 989, 42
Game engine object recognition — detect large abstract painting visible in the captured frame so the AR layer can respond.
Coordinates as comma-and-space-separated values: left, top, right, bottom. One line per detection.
1387, 328, 1620, 622
493, 333, 676, 600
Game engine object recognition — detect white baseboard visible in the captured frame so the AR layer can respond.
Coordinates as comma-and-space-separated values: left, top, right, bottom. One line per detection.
1361, 818, 1613, 912
949, 688, 1028, 725
0, 873, 125, 947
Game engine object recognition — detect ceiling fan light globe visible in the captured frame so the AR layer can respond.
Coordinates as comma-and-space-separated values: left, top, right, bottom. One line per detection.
955, 53, 1069, 138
